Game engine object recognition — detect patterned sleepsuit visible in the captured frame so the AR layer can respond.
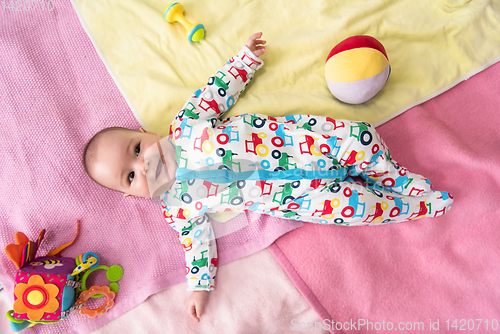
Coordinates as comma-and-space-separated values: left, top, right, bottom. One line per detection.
159, 46, 454, 291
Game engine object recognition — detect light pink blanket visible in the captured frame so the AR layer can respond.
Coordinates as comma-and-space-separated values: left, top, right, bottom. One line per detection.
0, 3, 301, 334
270, 61, 500, 333
88, 249, 330, 334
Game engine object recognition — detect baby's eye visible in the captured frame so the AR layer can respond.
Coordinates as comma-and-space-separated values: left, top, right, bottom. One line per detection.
135, 144, 141, 156
128, 171, 135, 184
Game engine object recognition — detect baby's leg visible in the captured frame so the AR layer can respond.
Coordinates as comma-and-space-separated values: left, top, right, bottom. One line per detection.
271, 115, 433, 196
335, 122, 432, 197
273, 180, 453, 226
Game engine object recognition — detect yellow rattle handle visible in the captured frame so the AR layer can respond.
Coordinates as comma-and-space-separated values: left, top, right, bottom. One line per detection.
165, 2, 205, 43
71, 256, 97, 276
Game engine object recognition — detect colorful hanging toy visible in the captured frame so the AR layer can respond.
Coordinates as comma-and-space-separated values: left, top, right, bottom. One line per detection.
325, 35, 391, 104
3, 220, 124, 332
165, 2, 205, 43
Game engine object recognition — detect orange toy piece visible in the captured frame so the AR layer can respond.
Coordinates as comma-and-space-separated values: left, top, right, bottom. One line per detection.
4, 232, 30, 270
5, 230, 45, 270
75, 286, 115, 318
5, 220, 80, 270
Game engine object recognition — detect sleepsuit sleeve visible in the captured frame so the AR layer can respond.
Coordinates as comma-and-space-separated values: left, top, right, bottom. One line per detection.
172, 46, 264, 124
163, 206, 217, 291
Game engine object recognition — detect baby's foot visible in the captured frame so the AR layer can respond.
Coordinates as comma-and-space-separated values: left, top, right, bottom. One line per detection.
404, 190, 453, 220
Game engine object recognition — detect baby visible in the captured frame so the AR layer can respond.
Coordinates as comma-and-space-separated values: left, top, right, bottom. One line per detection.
83, 32, 453, 322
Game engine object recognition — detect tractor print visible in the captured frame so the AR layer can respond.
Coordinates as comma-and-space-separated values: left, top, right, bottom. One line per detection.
297, 118, 317, 132
191, 250, 209, 274
245, 132, 268, 156
269, 122, 293, 147
272, 151, 297, 171
433, 192, 452, 217
320, 135, 342, 157
216, 125, 240, 144
220, 181, 245, 206
381, 168, 426, 195
177, 102, 199, 120
299, 134, 322, 156
325, 117, 346, 130
216, 148, 242, 172
175, 145, 188, 169
408, 201, 429, 220
364, 201, 386, 224
174, 207, 189, 220
286, 193, 312, 211
340, 149, 364, 166
207, 71, 230, 97
272, 181, 300, 205
341, 187, 366, 218
239, 52, 263, 68
175, 181, 194, 204
282, 209, 300, 219
385, 195, 410, 218
202, 180, 219, 198
176, 117, 194, 140
284, 114, 302, 124
181, 220, 197, 235
198, 87, 226, 115
228, 61, 251, 83
310, 179, 327, 189
194, 127, 214, 154
312, 199, 336, 218
209, 258, 218, 272
243, 114, 267, 128
255, 180, 273, 196
349, 122, 373, 146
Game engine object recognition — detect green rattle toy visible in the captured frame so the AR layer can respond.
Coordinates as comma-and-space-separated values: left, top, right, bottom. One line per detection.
165, 2, 205, 43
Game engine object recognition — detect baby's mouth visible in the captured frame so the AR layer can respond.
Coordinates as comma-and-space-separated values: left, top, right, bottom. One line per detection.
155, 156, 163, 180
155, 141, 166, 180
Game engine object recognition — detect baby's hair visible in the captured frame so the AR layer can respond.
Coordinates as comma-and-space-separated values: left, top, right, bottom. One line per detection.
83, 126, 133, 191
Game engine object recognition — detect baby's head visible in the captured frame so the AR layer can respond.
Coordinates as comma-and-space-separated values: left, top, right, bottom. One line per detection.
83, 127, 174, 198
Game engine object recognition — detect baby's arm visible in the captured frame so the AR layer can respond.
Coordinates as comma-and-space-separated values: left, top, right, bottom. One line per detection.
162, 206, 216, 321
180, 214, 215, 323
168, 213, 217, 292
173, 33, 265, 123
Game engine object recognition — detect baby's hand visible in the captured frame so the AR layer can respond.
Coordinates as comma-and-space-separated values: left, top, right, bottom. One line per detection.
186, 290, 209, 322
246, 32, 266, 57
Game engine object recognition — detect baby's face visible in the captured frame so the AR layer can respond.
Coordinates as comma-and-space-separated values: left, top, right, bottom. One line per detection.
90, 129, 176, 198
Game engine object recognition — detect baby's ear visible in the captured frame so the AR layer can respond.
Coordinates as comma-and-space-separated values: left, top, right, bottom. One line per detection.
139, 127, 146, 133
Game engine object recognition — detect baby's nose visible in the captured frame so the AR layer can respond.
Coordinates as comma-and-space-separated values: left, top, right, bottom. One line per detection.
142, 159, 150, 175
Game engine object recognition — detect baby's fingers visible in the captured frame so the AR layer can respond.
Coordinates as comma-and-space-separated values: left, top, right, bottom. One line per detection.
196, 299, 205, 319
247, 32, 264, 47
248, 32, 263, 42
188, 303, 200, 322
252, 47, 266, 57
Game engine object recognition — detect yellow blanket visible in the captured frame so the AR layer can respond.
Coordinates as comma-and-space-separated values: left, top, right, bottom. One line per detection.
72, 0, 500, 137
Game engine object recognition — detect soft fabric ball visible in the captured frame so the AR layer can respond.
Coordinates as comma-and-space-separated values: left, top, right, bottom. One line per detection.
325, 35, 391, 104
